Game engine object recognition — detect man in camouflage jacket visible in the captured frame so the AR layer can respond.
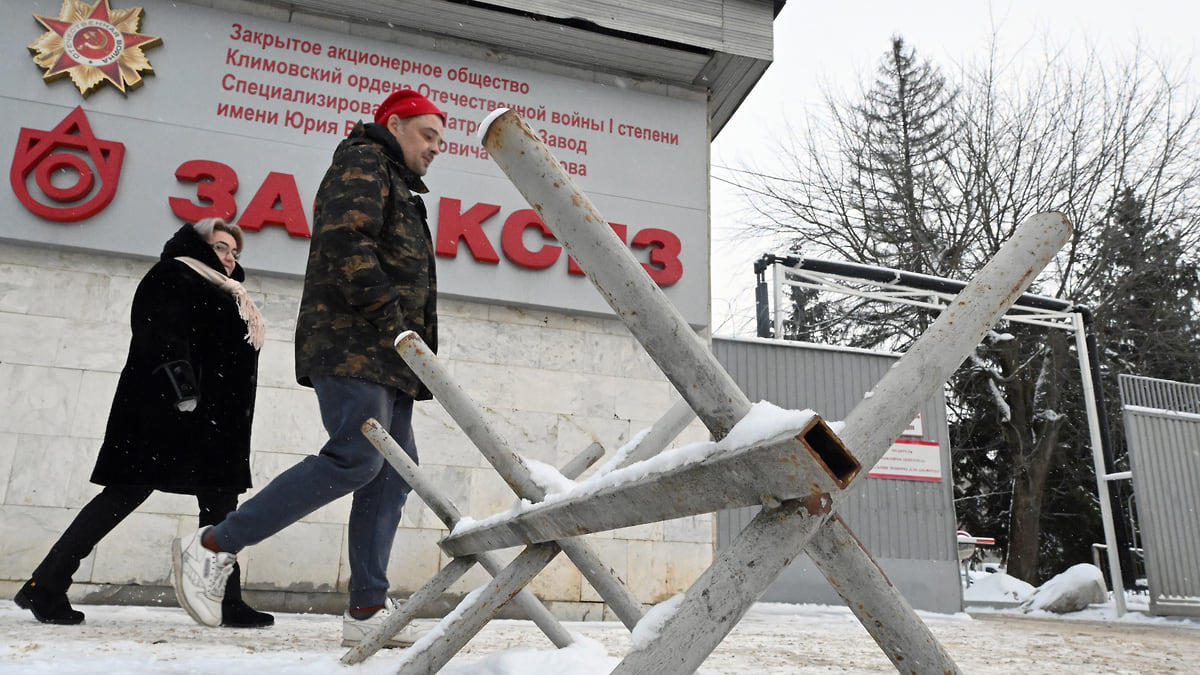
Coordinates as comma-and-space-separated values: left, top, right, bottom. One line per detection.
172, 90, 446, 645
294, 113, 438, 398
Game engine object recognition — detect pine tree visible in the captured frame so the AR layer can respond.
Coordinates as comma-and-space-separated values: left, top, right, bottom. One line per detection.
789, 37, 959, 352
1089, 189, 1200, 383
850, 37, 959, 277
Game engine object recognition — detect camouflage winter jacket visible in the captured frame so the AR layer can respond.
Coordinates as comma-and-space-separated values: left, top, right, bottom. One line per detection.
295, 121, 437, 399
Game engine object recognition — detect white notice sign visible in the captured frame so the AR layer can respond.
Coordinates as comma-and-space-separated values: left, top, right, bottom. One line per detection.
867, 438, 942, 483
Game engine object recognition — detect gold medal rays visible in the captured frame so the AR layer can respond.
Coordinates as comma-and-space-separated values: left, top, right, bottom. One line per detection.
29, 0, 162, 97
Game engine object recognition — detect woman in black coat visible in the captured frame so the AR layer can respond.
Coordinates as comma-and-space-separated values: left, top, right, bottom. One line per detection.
14, 218, 272, 627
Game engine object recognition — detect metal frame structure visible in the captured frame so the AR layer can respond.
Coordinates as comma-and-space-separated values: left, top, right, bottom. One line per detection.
346, 109, 1073, 672
755, 254, 1133, 614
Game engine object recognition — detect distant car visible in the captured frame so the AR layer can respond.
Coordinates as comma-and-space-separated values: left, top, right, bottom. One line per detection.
982, 562, 1005, 574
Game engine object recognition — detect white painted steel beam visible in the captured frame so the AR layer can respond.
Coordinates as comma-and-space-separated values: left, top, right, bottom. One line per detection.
439, 415, 850, 555
467, 109, 1070, 536
458, 109, 1071, 674
648, 211, 1067, 674
609, 397, 697, 472
804, 516, 960, 673
560, 441, 605, 479
478, 108, 756, 440
339, 556, 474, 666
613, 210, 1069, 675
614, 495, 837, 674
392, 543, 564, 675
833, 210, 1074, 470
342, 418, 580, 665
393, 332, 647, 630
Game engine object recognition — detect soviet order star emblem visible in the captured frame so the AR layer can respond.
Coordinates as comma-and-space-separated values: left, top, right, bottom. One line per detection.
29, 0, 162, 97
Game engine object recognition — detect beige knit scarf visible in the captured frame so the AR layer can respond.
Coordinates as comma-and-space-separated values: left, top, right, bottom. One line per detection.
175, 257, 266, 350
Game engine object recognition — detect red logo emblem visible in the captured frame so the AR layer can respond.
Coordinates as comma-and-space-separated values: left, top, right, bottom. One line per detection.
29, 0, 162, 97
10, 106, 126, 222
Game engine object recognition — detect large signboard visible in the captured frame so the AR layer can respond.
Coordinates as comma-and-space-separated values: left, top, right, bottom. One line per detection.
2, 0, 710, 324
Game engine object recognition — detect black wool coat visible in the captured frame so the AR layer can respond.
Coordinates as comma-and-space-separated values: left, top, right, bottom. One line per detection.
90, 225, 259, 494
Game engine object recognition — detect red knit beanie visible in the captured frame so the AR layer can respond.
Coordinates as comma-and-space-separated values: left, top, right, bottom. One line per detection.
374, 89, 446, 125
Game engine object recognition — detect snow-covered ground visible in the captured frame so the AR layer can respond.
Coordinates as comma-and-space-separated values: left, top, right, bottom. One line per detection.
3, 568, 1198, 674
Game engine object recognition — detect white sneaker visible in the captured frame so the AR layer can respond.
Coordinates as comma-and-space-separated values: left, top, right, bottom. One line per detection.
172, 526, 236, 627
341, 598, 427, 648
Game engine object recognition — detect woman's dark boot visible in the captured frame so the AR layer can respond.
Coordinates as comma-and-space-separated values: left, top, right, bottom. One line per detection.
15, 485, 153, 625
15, 542, 85, 625
221, 562, 274, 628
14, 580, 84, 625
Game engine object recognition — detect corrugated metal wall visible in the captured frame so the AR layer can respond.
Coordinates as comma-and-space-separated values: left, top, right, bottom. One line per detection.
713, 337, 963, 613
1118, 374, 1200, 618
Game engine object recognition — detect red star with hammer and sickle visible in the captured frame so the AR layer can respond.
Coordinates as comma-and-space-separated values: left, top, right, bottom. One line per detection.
34, 0, 158, 92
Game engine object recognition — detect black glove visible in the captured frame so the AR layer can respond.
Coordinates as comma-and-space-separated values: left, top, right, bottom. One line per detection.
155, 360, 199, 412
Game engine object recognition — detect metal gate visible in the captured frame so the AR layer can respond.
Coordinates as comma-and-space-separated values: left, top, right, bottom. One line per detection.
1118, 374, 1200, 617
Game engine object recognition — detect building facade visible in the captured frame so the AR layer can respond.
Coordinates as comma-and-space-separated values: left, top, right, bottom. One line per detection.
1, 0, 782, 617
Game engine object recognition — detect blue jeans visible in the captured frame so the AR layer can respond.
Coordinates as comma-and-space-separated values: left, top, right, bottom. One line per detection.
209, 375, 417, 609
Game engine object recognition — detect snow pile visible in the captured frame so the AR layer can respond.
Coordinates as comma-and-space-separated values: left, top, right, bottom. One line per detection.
523, 456, 577, 494
441, 634, 618, 675
1020, 563, 1109, 614
629, 593, 686, 649
966, 564, 1110, 615
964, 572, 1034, 604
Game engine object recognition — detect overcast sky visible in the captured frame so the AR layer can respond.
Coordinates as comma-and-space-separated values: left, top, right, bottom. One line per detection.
709, 0, 1200, 337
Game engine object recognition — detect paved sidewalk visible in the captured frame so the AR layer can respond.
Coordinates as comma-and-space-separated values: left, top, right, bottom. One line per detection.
2, 599, 1198, 673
